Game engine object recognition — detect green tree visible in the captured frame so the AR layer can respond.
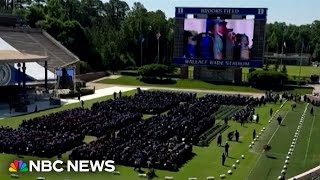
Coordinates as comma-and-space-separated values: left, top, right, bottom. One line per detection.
138, 64, 170, 79
10, 0, 319, 72
26, 5, 45, 27
248, 70, 288, 89
47, 0, 65, 19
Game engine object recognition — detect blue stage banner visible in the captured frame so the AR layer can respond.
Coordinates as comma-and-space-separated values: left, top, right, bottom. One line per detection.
172, 57, 263, 67
175, 7, 267, 18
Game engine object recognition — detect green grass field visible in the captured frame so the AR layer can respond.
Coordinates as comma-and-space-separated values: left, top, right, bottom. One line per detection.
0, 91, 319, 180
247, 103, 320, 180
242, 65, 320, 77
98, 76, 313, 95
99, 76, 262, 93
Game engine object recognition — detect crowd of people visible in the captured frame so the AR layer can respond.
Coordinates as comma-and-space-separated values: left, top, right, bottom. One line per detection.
70, 99, 220, 171
70, 94, 264, 171
233, 106, 254, 123
0, 91, 196, 158
0, 90, 269, 169
0, 126, 84, 157
20, 108, 142, 137
305, 94, 320, 106
198, 94, 262, 106
92, 91, 196, 114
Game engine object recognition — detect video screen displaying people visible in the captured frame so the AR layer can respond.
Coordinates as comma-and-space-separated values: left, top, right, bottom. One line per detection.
183, 18, 254, 60
55, 67, 75, 89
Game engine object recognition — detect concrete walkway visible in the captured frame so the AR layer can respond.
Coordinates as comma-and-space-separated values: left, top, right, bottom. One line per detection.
91, 75, 121, 83
310, 84, 320, 94
61, 86, 149, 104
86, 82, 264, 98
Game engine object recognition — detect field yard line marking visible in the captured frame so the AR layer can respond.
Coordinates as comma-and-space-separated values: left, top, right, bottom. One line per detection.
245, 106, 289, 180
267, 111, 289, 145
291, 103, 309, 154
303, 112, 315, 166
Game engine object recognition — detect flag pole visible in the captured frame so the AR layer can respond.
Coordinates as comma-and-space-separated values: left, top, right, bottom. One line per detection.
280, 31, 285, 70
298, 41, 304, 86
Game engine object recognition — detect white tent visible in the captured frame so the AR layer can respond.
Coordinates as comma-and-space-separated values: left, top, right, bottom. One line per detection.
0, 37, 55, 81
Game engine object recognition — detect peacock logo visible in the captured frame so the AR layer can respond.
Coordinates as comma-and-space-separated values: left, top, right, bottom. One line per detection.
9, 160, 29, 172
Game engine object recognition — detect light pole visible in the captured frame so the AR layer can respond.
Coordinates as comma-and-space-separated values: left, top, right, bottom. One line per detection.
156, 32, 161, 64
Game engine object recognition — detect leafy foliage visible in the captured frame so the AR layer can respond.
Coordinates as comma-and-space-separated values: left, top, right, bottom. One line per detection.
310, 75, 320, 83
3, 0, 320, 72
138, 64, 171, 79
3, 0, 174, 72
266, 21, 320, 61
248, 70, 288, 89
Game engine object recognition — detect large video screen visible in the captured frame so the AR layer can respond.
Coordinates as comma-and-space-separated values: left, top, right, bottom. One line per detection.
55, 67, 75, 89
183, 19, 254, 61
173, 7, 267, 68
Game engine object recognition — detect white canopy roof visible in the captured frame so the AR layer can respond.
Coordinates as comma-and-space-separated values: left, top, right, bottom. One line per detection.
0, 37, 54, 81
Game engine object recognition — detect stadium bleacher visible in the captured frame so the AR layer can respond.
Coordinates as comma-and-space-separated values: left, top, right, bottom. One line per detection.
0, 27, 80, 72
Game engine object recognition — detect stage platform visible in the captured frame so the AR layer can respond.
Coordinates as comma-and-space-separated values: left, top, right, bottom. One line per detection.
0, 86, 148, 120
0, 100, 61, 119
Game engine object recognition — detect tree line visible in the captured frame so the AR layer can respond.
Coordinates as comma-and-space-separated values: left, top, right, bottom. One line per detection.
0, 0, 319, 73
266, 21, 320, 61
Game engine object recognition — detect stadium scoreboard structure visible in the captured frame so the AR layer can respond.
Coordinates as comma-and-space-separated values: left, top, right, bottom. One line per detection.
173, 7, 267, 82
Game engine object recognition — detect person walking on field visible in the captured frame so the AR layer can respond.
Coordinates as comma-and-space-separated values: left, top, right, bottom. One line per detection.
225, 142, 230, 156
240, 118, 244, 127
235, 130, 240, 142
270, 108, 273, 117
253, 129, 256, 140
310, 107, 314, 116
222, 153, 226, 166
277, 115, 282, 125
217, 133, 222, 146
